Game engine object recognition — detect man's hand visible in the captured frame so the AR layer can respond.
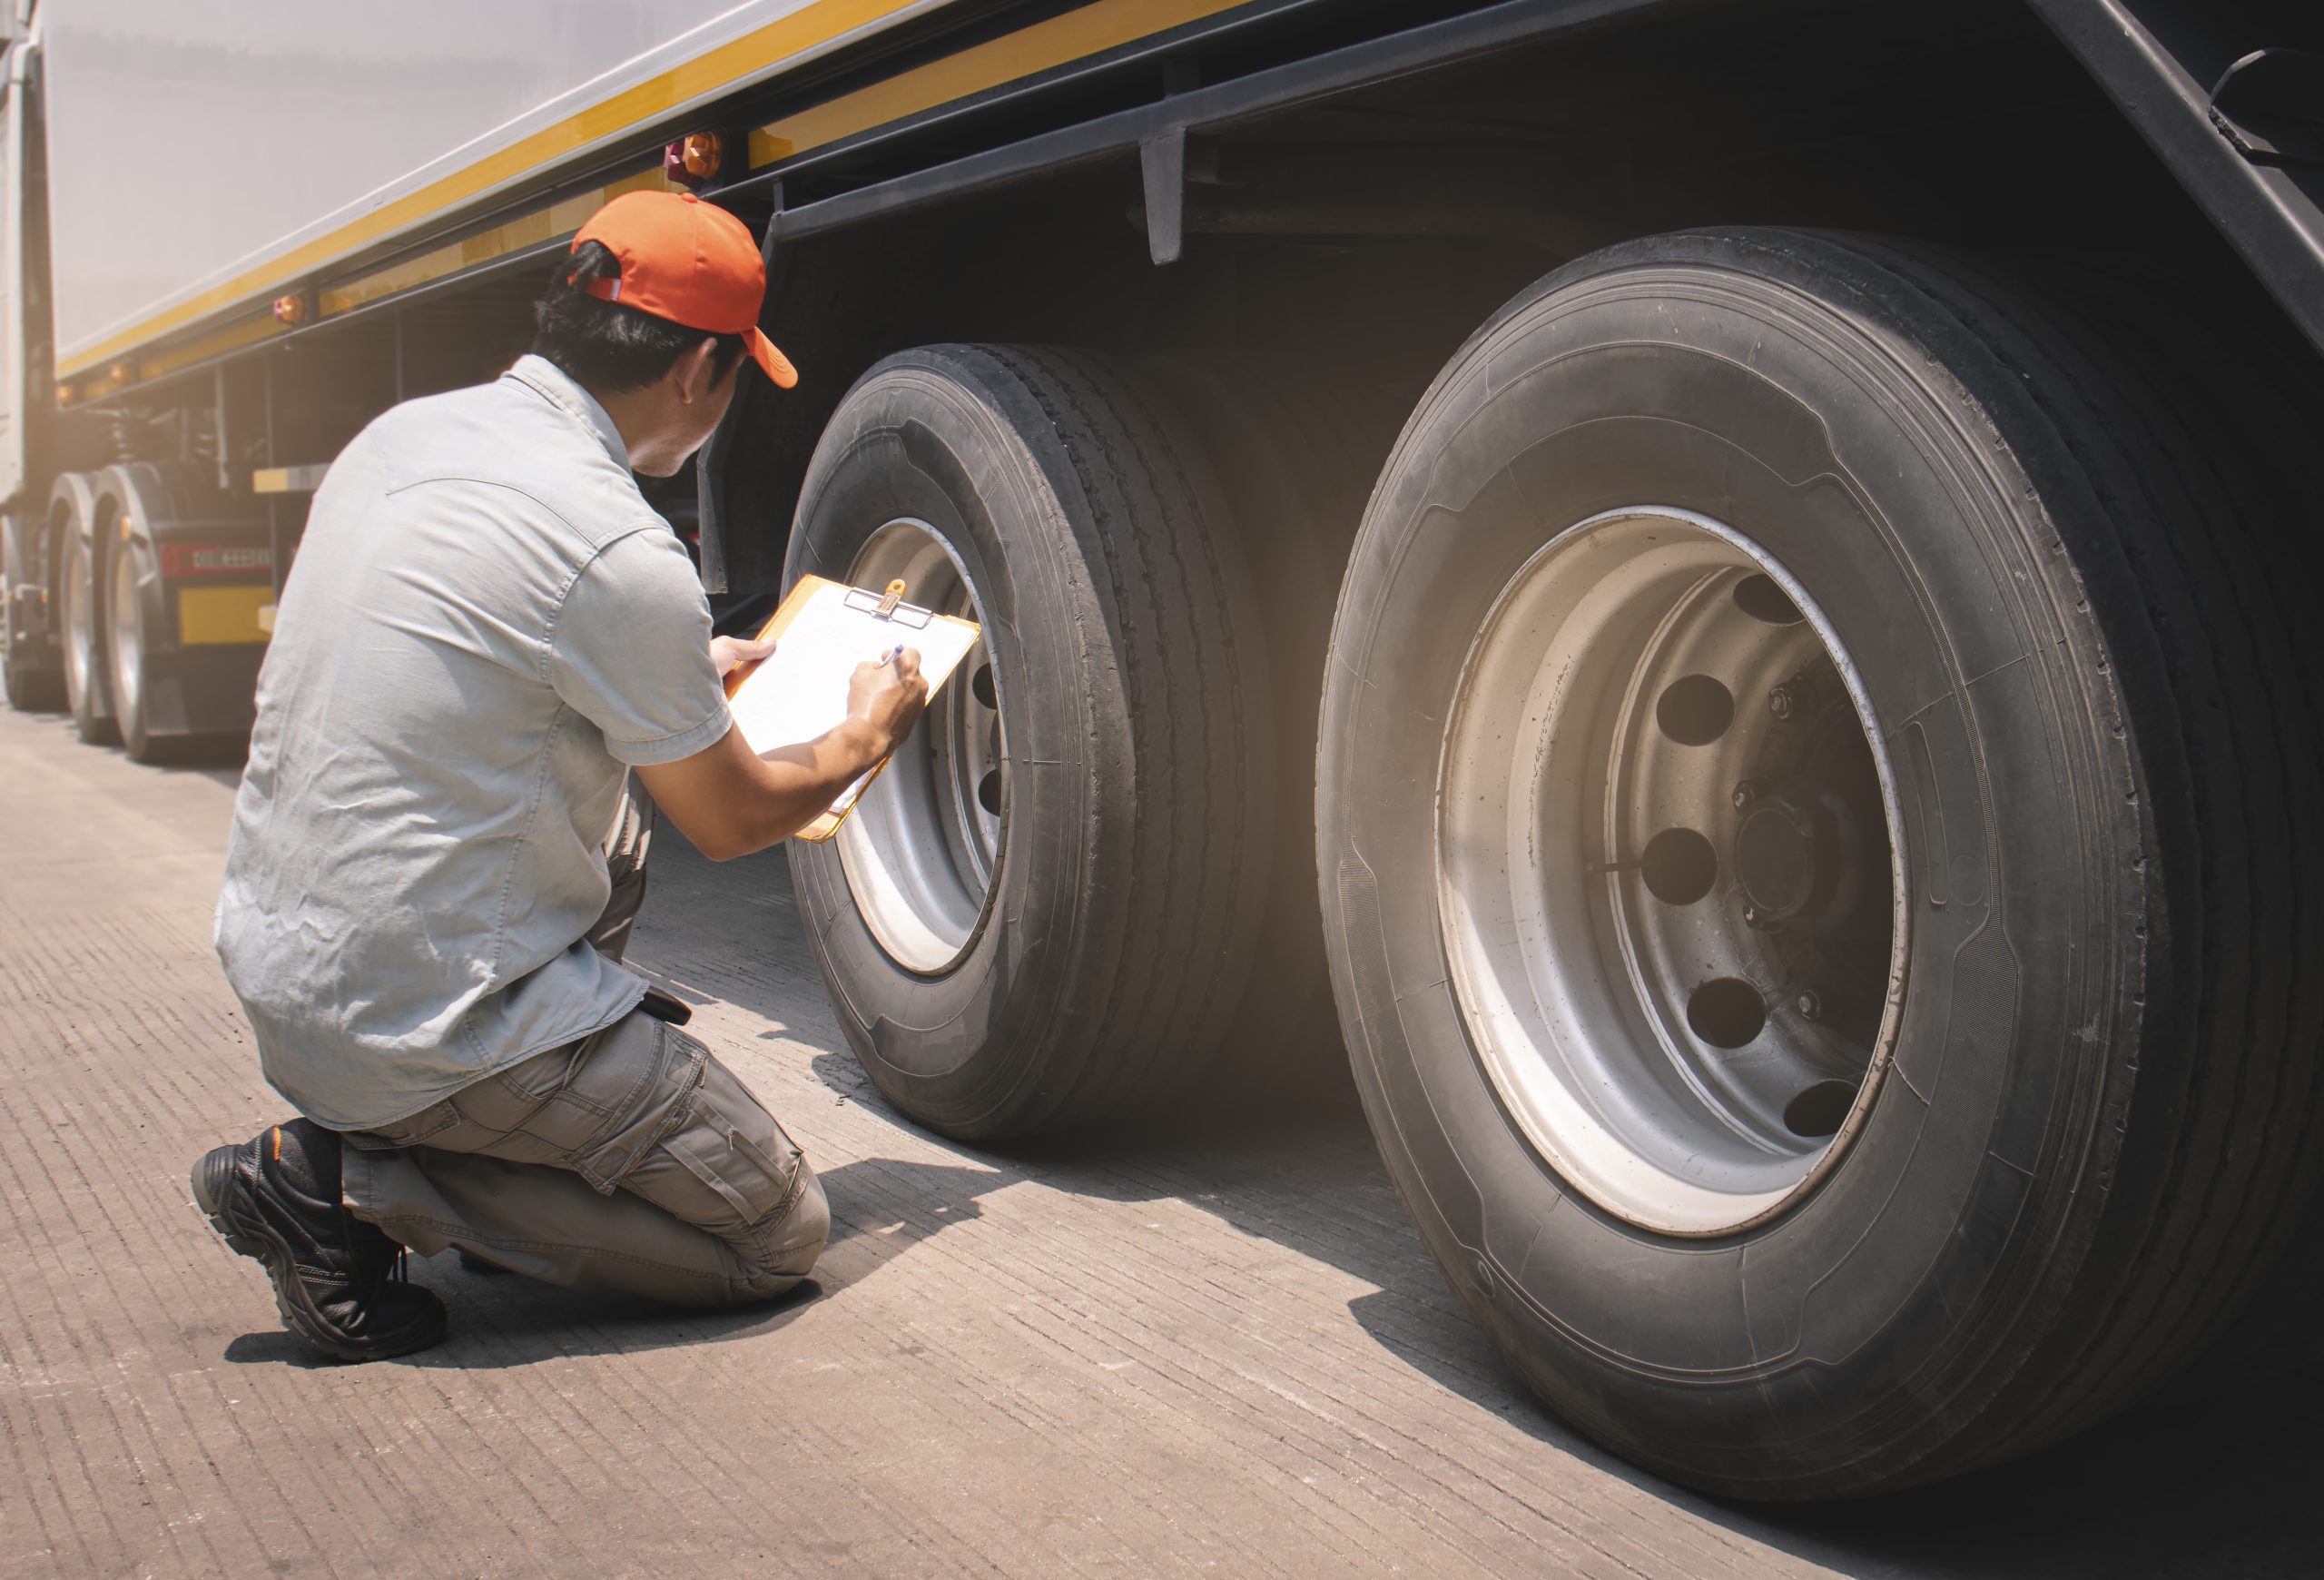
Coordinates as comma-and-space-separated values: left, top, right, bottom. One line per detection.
711, 632, 776, 679
849, 648, 929, 750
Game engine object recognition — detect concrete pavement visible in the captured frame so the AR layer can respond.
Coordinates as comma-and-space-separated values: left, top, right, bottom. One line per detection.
3, 703, 2320, 1578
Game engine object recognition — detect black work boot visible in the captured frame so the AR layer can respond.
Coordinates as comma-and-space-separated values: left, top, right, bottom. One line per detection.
191, 1118, 447, 1361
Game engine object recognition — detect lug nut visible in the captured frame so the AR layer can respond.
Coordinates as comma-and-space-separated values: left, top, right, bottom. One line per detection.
1795, 990, 1823, 1021
1768, 684, 1797, 719
1732, 780, 1758, 810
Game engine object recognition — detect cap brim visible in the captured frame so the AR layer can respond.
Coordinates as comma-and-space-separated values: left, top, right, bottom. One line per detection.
744, 326, 798, 390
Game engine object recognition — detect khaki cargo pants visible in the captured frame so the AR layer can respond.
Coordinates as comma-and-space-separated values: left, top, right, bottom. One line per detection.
339, 788, 829, 1307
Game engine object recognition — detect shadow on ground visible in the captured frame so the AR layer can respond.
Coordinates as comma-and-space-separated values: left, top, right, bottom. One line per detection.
221, 1262, 828, 1371
625, 825, 2324, 1579
813, 1090, 2324, 1579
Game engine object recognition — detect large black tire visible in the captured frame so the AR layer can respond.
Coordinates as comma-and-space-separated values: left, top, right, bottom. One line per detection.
784, 344, 1275, 1137
1316, 229, 2322, 1498
59, 524, 118, 747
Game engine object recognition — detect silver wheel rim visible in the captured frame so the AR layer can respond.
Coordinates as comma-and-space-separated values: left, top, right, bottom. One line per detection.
835, 519, 1003, 974
1437, 508, 1908, 1236
63, 540, 96, 710
109, 544, 143, 724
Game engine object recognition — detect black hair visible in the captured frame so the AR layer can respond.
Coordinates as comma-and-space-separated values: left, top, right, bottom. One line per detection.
530, 241, 750, 394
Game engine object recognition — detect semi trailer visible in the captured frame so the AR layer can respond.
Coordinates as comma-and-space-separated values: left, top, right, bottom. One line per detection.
5, 0, 2320, 1501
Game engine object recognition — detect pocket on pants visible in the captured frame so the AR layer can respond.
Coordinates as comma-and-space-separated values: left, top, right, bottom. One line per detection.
567, 1019, 707, 1191
661, 1106, 802, 1235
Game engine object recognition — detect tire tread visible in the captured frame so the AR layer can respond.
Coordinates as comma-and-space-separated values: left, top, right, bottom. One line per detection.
1849, 243, 2324, 1465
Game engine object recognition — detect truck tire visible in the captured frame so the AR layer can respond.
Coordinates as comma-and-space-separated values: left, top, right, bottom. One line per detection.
783, 344, 1273, 1137
1316, 229, 2322, 1499
1134, 351, 1407, 1101
0, 606, 60, 710
55, 479, 119, 746
1, 512, 66, 712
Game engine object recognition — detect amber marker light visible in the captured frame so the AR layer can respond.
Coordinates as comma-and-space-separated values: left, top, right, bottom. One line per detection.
665, 131, 724, 187
107, 363, 131, 388
272, 294, 307, 326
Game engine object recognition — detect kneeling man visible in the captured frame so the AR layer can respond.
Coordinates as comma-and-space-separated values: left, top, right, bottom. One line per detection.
193, 191, 925, 1359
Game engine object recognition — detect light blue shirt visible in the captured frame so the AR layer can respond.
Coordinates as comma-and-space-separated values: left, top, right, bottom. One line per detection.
214, 355, 732, 1129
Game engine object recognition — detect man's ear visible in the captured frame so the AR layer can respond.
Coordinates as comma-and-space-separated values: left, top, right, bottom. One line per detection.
673, 336, 720, 404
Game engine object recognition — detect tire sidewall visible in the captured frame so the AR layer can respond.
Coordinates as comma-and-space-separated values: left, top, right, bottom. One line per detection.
62, 528, 116, 742
107, 530, 156, 759
1319, 232, 2142, 1493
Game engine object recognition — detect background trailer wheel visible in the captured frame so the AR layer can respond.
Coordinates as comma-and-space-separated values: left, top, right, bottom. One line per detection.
92, 462, 271, 763
54, 473, 116, 746
105, 512, 156, 759
1316, 229, 2324, 1499
784, 343, 1309, 1138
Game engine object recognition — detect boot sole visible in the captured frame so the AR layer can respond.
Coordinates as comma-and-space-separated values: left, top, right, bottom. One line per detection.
190, 1145, 446, 1363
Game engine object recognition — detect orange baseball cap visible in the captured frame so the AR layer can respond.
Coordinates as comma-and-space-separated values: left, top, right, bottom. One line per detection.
570, 190, 798, 389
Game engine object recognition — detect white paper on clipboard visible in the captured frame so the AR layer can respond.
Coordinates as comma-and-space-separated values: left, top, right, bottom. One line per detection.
723, 576, 982, 840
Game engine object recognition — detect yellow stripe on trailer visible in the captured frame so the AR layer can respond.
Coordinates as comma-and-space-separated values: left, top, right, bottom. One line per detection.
751, 0, 1249, 166
320, 170, 674, 320
178, 586, 274, 647
56, 0, 932, 379
58, 0, 1255, 389
59, 310, 290, 408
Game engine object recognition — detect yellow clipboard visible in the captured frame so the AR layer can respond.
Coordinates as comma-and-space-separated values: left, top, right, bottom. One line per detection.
722, 575, 982, 841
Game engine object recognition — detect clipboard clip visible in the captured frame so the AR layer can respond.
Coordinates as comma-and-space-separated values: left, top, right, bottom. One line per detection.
844, 578, 932, 628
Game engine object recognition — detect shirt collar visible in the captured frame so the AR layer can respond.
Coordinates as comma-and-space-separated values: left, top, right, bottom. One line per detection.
504, 354, 631, 470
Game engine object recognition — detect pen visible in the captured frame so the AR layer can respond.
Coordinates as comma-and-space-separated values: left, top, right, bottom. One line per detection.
876, 644, 904, 667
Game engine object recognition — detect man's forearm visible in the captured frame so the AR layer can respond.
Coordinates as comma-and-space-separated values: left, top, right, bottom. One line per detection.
635, 716, 893, 861
641, 646, 927, 862
734, 717, 891, 851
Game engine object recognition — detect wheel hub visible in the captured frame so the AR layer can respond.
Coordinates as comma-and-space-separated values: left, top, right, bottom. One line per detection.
1733, 782, 1868, 934
1735, 798, 1817, 920
1436, 508, 1908, 1235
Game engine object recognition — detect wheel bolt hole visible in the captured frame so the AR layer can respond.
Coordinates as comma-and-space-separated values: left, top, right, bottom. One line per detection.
1686, 977, 1767, 1049
1640, 828, 1718, 905
1654, 675, 1734, 746
1784, 1080, 1856, 1139
1733, 573, 1804, 625
977, 767, 1003, 815
971, 662, 997, 710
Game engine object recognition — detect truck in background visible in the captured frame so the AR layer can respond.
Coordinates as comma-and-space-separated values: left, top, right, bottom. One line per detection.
6, 0, 2322, 1500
